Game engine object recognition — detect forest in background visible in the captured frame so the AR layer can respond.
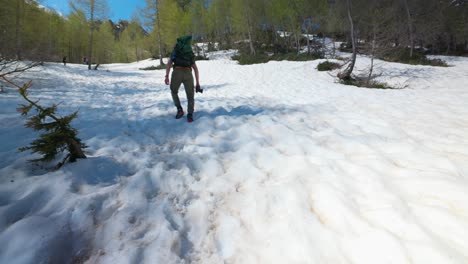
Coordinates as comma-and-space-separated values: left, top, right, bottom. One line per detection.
0, 0, 467, 66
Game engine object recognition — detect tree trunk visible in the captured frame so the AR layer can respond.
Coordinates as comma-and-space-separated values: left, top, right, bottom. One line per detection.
15, 0, 22, 60
402, 0, 414, 58
155, 0, 164, 65
247, 19, 255, 55
67, 139, 86, 163
88, 0, 95, 70
295, 32, 300, 53
202, 41, 206, 58
306, 27, 311, 55
446, 34, 451, 55
272, 26, 278, 54
332, 34, 336, 58
338, 0, 357, 80
135, 43, 139, 62
367, 27, 376, 85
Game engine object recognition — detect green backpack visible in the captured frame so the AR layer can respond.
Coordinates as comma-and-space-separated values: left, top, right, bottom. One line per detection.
171, 35, 195, 67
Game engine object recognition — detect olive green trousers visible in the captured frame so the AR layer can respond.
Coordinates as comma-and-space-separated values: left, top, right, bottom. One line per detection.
170, 69, 194, 114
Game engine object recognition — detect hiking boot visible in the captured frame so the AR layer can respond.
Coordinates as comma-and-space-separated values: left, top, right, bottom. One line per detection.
175, 108, 184, 119
187, 113, 193, 123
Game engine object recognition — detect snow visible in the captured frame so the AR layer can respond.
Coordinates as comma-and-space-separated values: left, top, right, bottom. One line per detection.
1, 53, 468, 264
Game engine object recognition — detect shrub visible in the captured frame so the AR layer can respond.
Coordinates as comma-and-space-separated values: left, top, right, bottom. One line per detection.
340, 78, 395, 89
195, 55, 209, 61
317, 61, 341, 71
381, 48, 448, 66
427, 58, 448, 67
139, 64, 166, 70
207, 42, 217, 52
232, 53, 270, 65
272, 52, 323, 61
233, 51, 323, 65
339, 42, 365, 53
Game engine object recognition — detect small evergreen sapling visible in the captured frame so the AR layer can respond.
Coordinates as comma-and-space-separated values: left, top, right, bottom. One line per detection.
17, 81, 86, 168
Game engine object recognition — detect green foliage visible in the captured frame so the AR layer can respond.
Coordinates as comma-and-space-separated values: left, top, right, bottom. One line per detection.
232, 53, 270, 65
159, 0, 191, 49
2, 0, 466, 64
317, 61, 341, 71
66, 11, 89, 63
0, 0, 151, 64
0, 0, 68, 60
17, 82, 86, 168
93, 21, 115, 63
381, 48, 448, 67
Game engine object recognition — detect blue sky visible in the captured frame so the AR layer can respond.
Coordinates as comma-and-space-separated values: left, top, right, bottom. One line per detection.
42, 0, 146, 21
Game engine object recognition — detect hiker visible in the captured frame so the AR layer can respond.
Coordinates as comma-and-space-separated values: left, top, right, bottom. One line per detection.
62, 56, 67, 66
165, 35, 202, 123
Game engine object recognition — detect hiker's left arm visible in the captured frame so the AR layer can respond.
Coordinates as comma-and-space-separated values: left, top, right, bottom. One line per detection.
192, 63, 200, 86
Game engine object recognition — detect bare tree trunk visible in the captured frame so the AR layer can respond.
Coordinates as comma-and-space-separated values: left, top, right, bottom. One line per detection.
332, 34, 336, 58
155, 0, 164, 65
226, 16, 233, 49
338, 0, 357, 80
15, 0, 22, 60
322, 36, 326, 56
402, 0, 414, 58
248, 29, 255, 55
0, 4, 4, 55
135, 43, 139, 62
306, 24, 311, 55
202, 42, 206, 58
367, 27, 376, 85
446, 35, 450, 55
88, 0, 95, 70
247, 18, 255, 55
295, 32, 300, 53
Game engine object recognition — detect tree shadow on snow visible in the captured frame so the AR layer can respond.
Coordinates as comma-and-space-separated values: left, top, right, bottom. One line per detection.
4, 101, 298, 184
196, 105, 265, 119
201, 83, 231, 91
375, 65, 438, 80
63, 156, 132, 188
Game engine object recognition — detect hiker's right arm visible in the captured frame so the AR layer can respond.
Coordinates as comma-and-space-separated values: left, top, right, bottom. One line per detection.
165, 59, 173, 85
192, 62, 200, 87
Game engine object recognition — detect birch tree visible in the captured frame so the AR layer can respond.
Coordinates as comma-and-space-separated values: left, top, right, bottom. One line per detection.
142, 0, 165, 64
338, 0, 357, 80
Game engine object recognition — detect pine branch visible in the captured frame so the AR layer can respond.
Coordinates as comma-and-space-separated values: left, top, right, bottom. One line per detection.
13, 81, 62, 123
0, 61, 41, 79
17, 103, 34, 116
14, 79, 87, 169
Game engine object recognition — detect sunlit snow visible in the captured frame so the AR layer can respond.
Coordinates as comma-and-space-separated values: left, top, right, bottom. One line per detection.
1, 52, 468, 263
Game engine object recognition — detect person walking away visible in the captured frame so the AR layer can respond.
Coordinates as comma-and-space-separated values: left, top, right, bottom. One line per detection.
63, 56, 67, 66
165, 35, 201, 123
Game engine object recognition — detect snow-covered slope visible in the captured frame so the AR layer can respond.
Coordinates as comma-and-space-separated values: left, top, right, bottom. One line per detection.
1, 55, 468, 264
